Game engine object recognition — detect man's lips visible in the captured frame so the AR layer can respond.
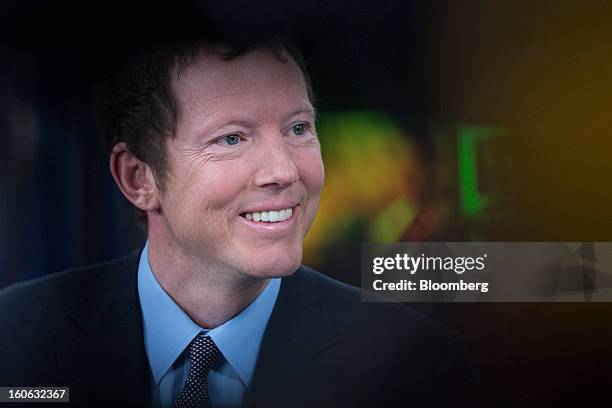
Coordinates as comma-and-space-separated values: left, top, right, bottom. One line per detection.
239, 200, 300, 214
237, 205, 298, 233
239, 205, 298, 223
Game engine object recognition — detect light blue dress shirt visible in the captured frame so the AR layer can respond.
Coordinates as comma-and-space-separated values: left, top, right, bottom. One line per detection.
137, 242, 281, 408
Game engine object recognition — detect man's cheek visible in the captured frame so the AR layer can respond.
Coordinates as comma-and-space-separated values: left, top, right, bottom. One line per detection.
299, 155, 325, 190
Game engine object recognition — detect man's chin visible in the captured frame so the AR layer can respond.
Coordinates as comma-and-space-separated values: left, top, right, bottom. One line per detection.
229, 243, 303, 279
241, 257, 302, 279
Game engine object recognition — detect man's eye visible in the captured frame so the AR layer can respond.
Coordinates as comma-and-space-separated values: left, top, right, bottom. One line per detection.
219, 134, 241, 145
291, 123, 307, 136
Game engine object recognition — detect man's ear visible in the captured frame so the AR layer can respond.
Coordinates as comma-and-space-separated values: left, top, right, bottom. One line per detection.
109, 142, 161, 212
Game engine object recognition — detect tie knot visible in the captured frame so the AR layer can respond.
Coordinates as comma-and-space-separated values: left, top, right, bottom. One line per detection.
172, 333, 221, 408
188, 333, 220, 377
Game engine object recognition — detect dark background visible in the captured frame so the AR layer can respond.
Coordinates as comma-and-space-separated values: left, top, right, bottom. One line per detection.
2, 0, 612, 405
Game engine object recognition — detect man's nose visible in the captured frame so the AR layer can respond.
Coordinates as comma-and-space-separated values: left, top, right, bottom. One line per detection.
253, 137, 299, 188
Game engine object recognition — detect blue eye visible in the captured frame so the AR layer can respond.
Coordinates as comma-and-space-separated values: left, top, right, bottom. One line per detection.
223, 134, 240, 145
292, 123, 306, 136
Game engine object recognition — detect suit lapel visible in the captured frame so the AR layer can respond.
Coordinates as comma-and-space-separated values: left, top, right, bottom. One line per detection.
246, 267, 339, 407
56, 252, 151, 407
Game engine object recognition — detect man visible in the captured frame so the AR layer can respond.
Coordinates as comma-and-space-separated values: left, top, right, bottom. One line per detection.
0, 34, 472, 407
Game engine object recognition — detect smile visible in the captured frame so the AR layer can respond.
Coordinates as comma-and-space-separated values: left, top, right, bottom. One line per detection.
241, 207, 293, 223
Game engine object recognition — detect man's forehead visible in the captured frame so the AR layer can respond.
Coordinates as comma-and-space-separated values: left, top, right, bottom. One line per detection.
171, 48, 308, 102
173, 48, 306, 90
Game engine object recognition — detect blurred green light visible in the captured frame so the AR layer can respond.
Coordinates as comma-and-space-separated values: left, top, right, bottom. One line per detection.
368, 196, 416, 242
457, 125, 502, 217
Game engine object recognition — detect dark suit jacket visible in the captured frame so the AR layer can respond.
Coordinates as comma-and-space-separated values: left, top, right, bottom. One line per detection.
0, 251, 474, 407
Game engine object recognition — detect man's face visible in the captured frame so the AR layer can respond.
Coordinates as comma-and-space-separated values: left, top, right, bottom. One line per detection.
155, 48, 324, 279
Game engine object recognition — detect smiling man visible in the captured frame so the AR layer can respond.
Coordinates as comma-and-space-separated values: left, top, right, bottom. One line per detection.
113, 43, 324, 330
0, 34, 473, 407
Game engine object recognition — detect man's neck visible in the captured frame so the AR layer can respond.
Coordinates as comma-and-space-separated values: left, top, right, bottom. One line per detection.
146, 235, 269, 329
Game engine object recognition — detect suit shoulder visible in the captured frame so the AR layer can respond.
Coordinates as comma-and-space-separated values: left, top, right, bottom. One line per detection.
298, 265, 453, 340
0, 252, 140, 338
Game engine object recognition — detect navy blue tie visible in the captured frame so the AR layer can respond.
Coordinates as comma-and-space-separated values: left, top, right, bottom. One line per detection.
172, 333, 220, 408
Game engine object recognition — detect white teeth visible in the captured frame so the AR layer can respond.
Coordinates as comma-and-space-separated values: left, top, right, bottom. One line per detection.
243, 208, 294, 223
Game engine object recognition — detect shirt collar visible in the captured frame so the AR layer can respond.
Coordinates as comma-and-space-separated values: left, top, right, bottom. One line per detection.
137, 241, 281, 388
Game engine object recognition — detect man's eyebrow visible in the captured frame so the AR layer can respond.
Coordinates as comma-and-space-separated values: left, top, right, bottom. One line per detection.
283, 107, 316, 122
193, 118, 258, 138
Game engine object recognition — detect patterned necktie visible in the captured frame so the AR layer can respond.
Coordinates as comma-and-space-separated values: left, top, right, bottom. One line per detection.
172, 333, 221, 408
